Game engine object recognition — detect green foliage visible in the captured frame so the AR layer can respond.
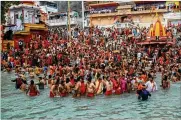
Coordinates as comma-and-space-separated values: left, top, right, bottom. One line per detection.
1, 1, 20, 24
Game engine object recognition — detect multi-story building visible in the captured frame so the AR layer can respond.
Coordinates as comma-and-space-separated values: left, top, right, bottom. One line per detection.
88, 1, 181, 28
84, 1, 91, 27
35, 1, 58, 14
46, 11, 81, 34
163, 1, 181, 27
47, 11, 80, 27
2, 1, 48, 51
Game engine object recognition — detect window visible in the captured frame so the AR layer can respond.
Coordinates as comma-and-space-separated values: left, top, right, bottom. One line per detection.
47, 2, 57, 9
15, 14, 18, 19
14, 13, 19, 24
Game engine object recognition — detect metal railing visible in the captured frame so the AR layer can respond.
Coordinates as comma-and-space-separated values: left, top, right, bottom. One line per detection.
47, 18, 79, 26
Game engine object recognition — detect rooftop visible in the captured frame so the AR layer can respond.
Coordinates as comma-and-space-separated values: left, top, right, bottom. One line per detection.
9, 3, 39, 10
89, 2, 119, 8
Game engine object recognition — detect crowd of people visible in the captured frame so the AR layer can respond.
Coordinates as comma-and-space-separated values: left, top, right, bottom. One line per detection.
1, 24, 181, 100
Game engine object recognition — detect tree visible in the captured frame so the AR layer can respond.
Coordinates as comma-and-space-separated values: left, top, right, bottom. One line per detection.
1, 1, 20, 24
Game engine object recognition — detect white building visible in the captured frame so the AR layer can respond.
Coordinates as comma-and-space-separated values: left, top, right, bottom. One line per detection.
47, 11, 80, 27
163, 12, 181, 26
35, 1, 58, 14
8, 3, 41, 32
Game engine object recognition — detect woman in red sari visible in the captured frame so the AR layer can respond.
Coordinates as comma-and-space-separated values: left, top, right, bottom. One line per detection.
26, 80, 39, 97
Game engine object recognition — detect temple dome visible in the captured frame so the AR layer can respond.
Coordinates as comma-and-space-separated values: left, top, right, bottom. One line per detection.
148, 12, 166, 37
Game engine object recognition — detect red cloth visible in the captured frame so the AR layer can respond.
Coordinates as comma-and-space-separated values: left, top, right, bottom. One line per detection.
60, 92, 67, 97
29, 91, 38, 96
111, 79, 118, 91
57, 54, 62, 60
29, 87, 39, 97
49, 91, 54, 98
87, 93, 94, 97
105, 90, 112, 96
115, 88, 122, 95
70, 79, 75, 86
80, 82, 86, 95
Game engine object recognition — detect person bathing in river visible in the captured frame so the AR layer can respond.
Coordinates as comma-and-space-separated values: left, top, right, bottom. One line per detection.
36, 77, 45, 90
59, 80, 68, 97
48, 75, 54, 88
26, 80, 39, 97
12, 75, 26, 89
95, 77, 104, 95
120, 76, 127, 93
104, 77, 113, 96
49, 79, 59, 98
145, 77, 158, 92
73, 77, 81, 98
161, 74, 170, 89
80, 77, 87, 96
138, 85, 151, 101
137, 81, 143, 96
86, 76, 96, 97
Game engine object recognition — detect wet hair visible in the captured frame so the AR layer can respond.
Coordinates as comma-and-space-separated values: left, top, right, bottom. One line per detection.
87, 76, 92, 83
77, 76, 81, 82
55, 78, 60, 85
66, 78, 70, 83
97, 73, 100, 78
30, 80, 34, 85
70, 75, 74, 79
61, 80, 64, 86
49, 75, 52, 79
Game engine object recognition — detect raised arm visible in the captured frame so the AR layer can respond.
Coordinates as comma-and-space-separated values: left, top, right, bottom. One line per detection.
11, 79, 16, 82
26, 86, 30, 95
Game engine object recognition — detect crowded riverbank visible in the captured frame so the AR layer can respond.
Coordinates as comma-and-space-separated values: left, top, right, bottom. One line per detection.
1, 25, 181, 99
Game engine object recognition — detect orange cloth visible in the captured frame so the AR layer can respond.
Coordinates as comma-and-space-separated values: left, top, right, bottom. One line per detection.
140, 75, 147, 83
137, 84, 143, 90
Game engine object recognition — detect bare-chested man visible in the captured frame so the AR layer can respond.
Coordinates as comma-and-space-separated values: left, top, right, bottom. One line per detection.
49, 80, 59, 98
104, 77, 113, 96
95, 77, 103, 95
86, 77, 96, 97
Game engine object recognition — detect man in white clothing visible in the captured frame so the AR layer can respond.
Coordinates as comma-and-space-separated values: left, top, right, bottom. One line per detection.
145, 77, 158, 92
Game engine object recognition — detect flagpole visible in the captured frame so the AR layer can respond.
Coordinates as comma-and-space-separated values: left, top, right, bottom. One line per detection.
68, 1, 71, 40
82, 0, 84, 29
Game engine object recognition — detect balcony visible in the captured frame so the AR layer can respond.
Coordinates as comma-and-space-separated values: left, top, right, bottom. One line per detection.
131, 9, 168, 14
89, 2, 119, 8
90, 8, 168, 18
47, 18, 79, 26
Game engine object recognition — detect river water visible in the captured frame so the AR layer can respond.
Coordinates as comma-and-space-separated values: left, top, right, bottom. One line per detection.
1, 71, 181, 120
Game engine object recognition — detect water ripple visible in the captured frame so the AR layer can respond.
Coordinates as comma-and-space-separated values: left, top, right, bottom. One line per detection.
1, 72, 181, 119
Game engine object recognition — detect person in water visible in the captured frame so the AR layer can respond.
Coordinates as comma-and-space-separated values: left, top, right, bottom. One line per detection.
59, 80, 68, 97
161, 75, 170, 89
137, 81, 143, 96
73, 77, 81, 97
49, 79, 59, 98
138, 85, 151, 101
86, 76, 96, 97
145, 77, 158, 92
80, 77, 87, 96
104, 77, 113, 96
12, 75, 26, 89
26, 80, 39, 97
95, 77, 104, 95
36, 77, 45, 90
